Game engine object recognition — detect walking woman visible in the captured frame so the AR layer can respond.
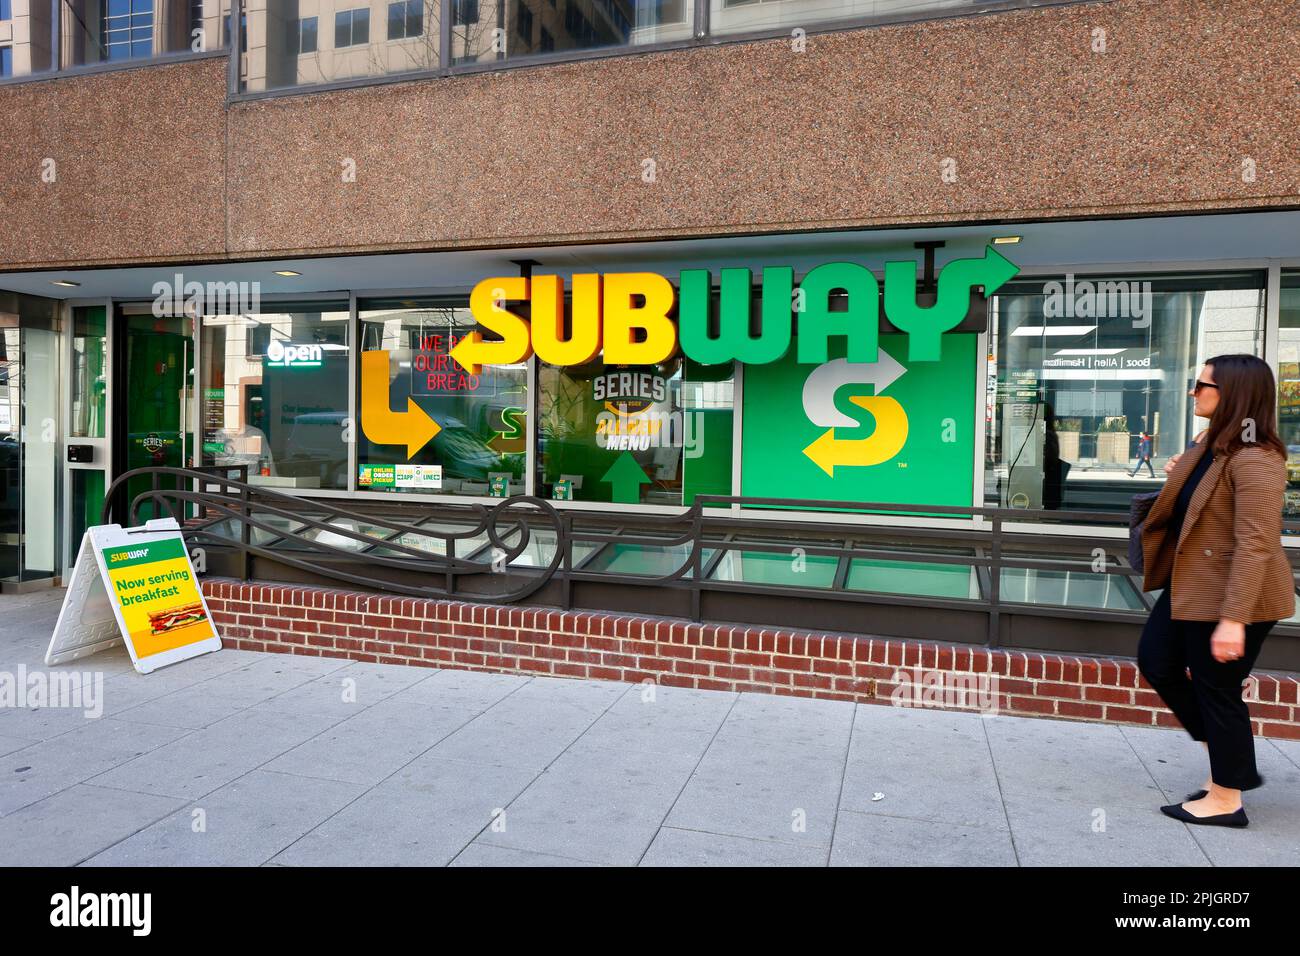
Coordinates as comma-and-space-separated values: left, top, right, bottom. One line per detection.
1138, 354, 1295, 828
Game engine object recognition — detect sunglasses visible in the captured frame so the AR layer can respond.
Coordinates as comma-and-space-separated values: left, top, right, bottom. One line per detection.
1192, 380, 1220, 394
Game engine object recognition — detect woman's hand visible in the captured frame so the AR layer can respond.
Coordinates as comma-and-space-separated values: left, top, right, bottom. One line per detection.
1211, 619, 1247, 663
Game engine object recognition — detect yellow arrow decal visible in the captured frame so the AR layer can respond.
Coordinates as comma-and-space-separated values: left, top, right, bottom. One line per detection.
449, 279, 534, 374
448, 330, 532, 377
360, 350, 442, 459
802, 395, 908, 477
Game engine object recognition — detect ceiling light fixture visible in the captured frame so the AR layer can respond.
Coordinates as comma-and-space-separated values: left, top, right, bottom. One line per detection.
1010, 325, 1097, 337
50, 280, 81, 288
273, 270, 302, 277
992, 236, 1021, 245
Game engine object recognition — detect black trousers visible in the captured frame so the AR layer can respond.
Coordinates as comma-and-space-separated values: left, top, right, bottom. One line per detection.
1137, 588, 1274, 791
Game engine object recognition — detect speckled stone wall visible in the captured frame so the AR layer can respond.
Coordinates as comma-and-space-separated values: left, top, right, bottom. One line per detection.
0, 57, 228, 268
1, 0, 1296, 270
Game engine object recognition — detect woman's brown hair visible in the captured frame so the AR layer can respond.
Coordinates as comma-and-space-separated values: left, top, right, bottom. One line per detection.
1202, 354, 1288, 460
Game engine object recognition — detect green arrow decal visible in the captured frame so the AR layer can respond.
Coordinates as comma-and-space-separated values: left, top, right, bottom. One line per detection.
883, 244, 1020, 362
600, 451, 651, 504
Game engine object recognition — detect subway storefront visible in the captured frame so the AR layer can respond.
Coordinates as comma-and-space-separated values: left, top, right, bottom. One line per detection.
220, 247, 997, 512
2, 214, 1299, 660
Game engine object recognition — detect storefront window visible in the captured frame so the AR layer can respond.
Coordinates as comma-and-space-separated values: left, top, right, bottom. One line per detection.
985, 272, 1265, 515
71, 305, 107, 439
0, 292, 61, 582
358, 298, 527, 497
1275, 271, 1300, 518
536, 356, 733, 506
201, 303, 350, 490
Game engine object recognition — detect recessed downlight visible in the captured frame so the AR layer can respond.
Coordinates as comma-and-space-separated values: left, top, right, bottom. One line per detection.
50, 279, 81, 288
273, 270, 302, 277
992, 236, 1021, 245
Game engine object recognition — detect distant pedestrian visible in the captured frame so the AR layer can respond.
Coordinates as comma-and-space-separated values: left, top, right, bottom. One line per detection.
1129, 431, 1155, 477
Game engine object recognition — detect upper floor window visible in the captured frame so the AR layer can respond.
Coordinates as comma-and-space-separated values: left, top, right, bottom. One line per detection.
335, 8, 370, 48
224, 11, 248, 54
387, 0, 422, 40
103, 0, 155, 61
287, 16, 318, 55
452, 0, 478, 24
0, 46, 11, 77
0, 0, 11, 21
516, 1, 533, 42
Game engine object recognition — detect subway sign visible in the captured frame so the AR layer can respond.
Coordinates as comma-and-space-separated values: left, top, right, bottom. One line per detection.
448, 245, 1019, 374
361, 246, 1019, 471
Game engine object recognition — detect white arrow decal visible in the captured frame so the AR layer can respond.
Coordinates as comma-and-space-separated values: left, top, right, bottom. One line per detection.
801, 353, 907, 428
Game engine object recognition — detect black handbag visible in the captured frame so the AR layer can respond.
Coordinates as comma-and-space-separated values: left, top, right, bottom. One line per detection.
1128, 490, 1162, 573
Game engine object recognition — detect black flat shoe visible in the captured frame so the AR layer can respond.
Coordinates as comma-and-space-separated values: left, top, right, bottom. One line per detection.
1160, 802, 1248, 827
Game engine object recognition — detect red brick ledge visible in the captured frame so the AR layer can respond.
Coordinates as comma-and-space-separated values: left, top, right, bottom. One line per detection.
200, 578, 1300, 741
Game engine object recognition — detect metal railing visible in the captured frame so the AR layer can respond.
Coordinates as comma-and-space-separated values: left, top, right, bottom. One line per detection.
102, 466, 1300, 646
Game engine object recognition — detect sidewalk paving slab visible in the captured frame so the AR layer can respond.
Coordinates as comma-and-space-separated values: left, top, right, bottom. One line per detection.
1, 589, 1297, 867
270, 759, 539, 867
82, 770, 367, 867
0, 784, 186, 867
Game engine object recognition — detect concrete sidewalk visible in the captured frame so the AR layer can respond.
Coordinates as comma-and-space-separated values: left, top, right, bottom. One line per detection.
0, 589, 1297, 866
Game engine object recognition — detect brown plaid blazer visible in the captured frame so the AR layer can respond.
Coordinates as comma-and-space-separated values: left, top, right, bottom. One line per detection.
1141, 440, 1296, 623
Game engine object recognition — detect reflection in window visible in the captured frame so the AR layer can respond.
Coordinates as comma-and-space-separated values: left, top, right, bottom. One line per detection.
286, 16, 317, 55
1276, 272, 1300, 519
61, 0, 227, 69
71, 306, 107, 439
249, 0, 438, 91
451, 0, 691, 65
537, 356, 732, 506
711, 0, 969, 37
222, 8, 246, 52
451, 0, 478, 24
335, 7, 369, 47
985, 273, 1265, 516
388, 0, 422, 39
0, 293, 61, 583
358, 299, 528, 498
103, 0, 155, 60
201, 305, 351, 490
516, 0, 533, 40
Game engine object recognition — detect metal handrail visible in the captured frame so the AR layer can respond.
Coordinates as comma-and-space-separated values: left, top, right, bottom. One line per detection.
100, 467, 1300, 644
102, 466, 567, 604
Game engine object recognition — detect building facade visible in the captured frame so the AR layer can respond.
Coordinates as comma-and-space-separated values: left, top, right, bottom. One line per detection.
1, 0, 1299, 712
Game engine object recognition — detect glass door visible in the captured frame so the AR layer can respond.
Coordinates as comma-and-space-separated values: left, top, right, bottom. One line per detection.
64, 304, 110, 569
0, 292, 62, 587
111, 307, 196, 524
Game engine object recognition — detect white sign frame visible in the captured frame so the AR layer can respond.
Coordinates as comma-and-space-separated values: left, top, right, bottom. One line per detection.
46, 518, 222, 674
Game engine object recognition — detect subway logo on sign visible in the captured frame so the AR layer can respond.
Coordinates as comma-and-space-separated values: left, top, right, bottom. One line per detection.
448, 246, 1019, 374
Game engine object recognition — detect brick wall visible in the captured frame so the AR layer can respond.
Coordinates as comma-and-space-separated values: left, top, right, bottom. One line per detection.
201, 578, 1300, 741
